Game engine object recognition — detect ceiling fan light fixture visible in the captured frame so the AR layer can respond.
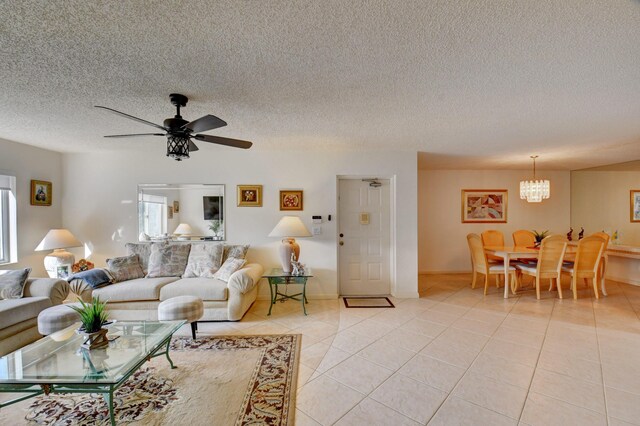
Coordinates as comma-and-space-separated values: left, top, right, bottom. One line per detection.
166, 135, 190, 161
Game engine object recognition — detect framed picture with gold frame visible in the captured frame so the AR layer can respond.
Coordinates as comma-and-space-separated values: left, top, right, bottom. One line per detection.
461, 189, 507, 223
280, 190, 303, 211
30, 180, 52, 206
631, 190, 640, 222
237, 185, 263, 207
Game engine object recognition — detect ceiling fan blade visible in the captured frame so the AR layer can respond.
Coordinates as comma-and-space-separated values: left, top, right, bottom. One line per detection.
188, 140, 199, 152
95, 106, 167, 131
103, 133, 165, 138
183, 115, 227, 133
194, 134, 252, 149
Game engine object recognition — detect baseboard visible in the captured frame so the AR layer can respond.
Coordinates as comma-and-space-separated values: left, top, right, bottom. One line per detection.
606, 274, 640, 286
419, 270, 472, 275
256, 293, 339, 301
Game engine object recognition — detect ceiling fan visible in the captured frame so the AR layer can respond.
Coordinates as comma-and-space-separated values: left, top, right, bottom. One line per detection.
95, 93, 252, 161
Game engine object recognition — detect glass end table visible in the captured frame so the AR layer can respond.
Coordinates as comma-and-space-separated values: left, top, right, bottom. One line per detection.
263, 268, 313, 315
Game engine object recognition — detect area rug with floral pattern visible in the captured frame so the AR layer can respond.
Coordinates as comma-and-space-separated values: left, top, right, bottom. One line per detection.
0, 334, 301, 425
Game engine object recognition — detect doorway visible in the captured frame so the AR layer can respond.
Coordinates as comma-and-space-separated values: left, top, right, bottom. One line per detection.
337, 177, 393, 296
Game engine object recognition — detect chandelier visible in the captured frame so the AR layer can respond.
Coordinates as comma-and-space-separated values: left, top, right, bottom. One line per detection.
520, 155, 550, 203
166, 135, 190, 161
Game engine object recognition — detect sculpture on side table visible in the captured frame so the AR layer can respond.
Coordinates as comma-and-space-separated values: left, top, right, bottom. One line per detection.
290, 253, 306, 276
578, 227, 584, 240
566, 227, 573, 241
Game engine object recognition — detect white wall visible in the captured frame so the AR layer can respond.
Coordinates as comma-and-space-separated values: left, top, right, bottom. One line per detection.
0, 138, 63, 276
419, 169, 571, 273
571, 170, 640, 245
62, 150, 418, 299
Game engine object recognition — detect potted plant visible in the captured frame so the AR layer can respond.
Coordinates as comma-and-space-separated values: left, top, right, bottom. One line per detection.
209, 219, 223, 239
69, 297, 110, 350
532, 230, 549, 247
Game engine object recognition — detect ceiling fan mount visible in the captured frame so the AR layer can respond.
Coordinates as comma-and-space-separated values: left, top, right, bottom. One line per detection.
95, 93, 253, 161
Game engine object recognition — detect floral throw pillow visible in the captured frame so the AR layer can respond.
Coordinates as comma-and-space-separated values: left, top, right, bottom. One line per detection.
223, 244, 250, 262
213, 258, 246, 282
0, 268, 31, 299
147, 244, 191, 278
125, 242, 155, 275
183, 243, 224, 278
106, 255, 145, 282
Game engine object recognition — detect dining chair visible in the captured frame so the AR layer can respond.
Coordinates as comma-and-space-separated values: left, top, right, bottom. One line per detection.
467, 233, 516, 295
561, 235, 605, 299
591, 232, 610, 294
512, 230, 536, 247
481, 230, 505, 265
515, 235, 567, 299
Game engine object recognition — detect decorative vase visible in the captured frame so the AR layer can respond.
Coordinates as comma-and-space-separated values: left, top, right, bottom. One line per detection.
78, 328, 109, 350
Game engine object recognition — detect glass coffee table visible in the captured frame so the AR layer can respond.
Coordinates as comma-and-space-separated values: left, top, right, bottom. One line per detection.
0, 320, 185, 426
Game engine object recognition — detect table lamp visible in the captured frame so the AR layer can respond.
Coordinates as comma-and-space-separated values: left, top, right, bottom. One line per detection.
35, 229, 82, 278
173, 223, 193, 240
268, 216, 311, 273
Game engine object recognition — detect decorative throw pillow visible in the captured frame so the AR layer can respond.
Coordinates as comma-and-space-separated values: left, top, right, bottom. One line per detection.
183, 243, 224, 278
0, 268, 31, 299
147, 244, 191, 278
106, 254, 145, 282
213, 257, 246, 282
223, 244, 250, 262
125, 242, 156, 275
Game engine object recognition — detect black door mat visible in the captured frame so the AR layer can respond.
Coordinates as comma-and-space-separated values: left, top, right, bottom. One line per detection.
343, 297, 395, 308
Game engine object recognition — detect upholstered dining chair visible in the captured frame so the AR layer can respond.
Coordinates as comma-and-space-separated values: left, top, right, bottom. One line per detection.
515, 235, 567, 299
561, 235, 605, 299
467, 233, 517, 295
481, 230, 505, 263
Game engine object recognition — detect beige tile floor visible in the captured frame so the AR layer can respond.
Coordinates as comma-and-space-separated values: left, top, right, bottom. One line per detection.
179, 274, 640, 425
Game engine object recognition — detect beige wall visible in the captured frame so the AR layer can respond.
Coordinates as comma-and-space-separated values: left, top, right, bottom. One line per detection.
571, 170, 640, 246
0, 138, 63, 276
418, 169, 571, 273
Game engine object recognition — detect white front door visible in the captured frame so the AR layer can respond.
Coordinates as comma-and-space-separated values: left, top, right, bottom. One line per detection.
338, 178, 391, 296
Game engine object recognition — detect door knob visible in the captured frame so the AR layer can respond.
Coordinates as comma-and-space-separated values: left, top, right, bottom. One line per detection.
340, 233, 344, 237
339, 241, 344, 246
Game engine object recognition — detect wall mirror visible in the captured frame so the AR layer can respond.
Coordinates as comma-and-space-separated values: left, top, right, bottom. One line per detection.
138, 184, 225, 242
571, 160, 640, 246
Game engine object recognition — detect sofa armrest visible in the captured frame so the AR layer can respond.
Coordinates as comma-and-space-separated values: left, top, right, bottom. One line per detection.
22, 278, 70, 305
227, 263, 264, 294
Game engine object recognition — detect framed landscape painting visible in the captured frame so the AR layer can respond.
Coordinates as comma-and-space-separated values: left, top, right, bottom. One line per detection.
461, 189, 508, 223
631, 190, 640, 222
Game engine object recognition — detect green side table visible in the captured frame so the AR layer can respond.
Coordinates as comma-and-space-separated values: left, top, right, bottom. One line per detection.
263, 268, 313, 315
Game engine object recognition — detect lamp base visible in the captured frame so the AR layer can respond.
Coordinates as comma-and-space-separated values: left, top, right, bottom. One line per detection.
44, 249, 75, 278
278, 238, 300, 274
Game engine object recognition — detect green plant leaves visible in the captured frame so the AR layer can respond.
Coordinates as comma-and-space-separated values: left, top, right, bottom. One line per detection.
69, 296, 109, 333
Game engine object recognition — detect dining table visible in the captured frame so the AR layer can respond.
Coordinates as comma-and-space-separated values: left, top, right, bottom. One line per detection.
483, 245, 606, 299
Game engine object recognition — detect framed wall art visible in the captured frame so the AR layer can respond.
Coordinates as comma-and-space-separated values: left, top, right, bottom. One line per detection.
237, 185, 262, 207
31, 180, 52, 206
173, 200, 180, 213
280, 190, 303, 211
631, 190, 640, 222
461, 189, 507, 223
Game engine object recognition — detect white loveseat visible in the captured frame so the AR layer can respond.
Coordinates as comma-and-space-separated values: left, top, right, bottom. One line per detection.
71, 244, 263, 321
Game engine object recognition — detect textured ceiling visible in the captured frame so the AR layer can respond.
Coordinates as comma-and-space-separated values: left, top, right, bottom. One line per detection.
1, 0, 639, 170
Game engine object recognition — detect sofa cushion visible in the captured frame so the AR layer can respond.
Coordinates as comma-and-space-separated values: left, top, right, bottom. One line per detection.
107, 254, 145, 282
93, 277, 178, 302
214, 258, 246, 282
159, 278, 228, 302
125, 242, 155, 275
0, 268, 31, 299
0, 297, 51, 330
223, 244, 249, 261
147, 244, 191, 278
183, 243, 224, 278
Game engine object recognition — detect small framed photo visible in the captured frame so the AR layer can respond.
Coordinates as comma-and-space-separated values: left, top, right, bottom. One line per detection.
167, 206, 174, 219
280, 190, 303, 211
461, 189, 508, 223
631, 190, 640, 222
237, 185, 263, 207
173, 200, 180, 213
56, 264, 71, 279
31, 180, 52, 206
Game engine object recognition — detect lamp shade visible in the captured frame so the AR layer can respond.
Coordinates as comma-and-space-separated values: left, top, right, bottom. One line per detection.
268, 216, 311, 238
173, 223, 193, 235
35, 229, 82, 251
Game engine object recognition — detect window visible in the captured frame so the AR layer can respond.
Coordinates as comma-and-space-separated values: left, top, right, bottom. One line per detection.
138, 193, 167, 238
0, 174, 17, 265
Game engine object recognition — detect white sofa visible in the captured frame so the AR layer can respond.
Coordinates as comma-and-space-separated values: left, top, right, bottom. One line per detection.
0, 278, 70, 356
71, 245, 263, 322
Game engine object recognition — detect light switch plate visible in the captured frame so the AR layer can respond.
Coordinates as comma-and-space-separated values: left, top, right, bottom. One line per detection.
312, 226, 322, 235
